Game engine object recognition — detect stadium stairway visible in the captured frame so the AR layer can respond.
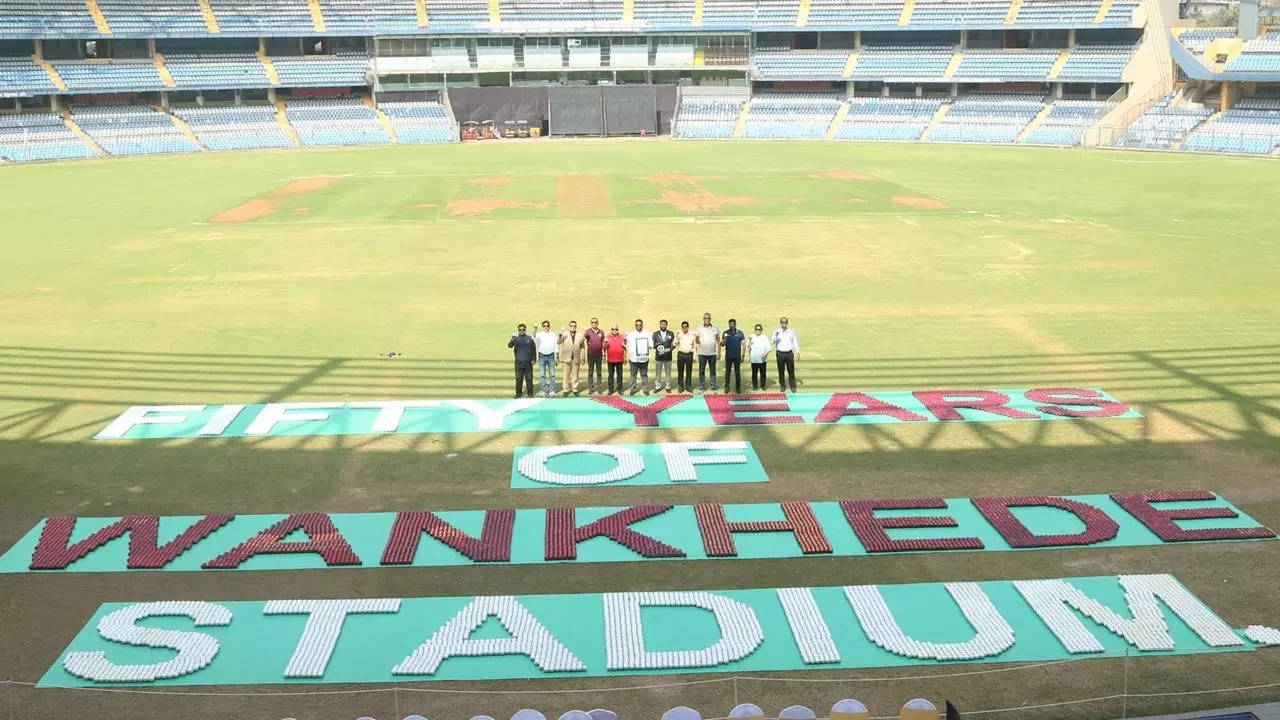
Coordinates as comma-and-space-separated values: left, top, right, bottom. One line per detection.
795, 0, 810, 26
308, 0, 327, 31
415, 0, 429, 26
60, 109, 105, 156
153, 53, 176, 88
842, 51, 860, 77
365, 96, 399, 143
1004, 0, 1023, 24
898, 0, 915, 25
1016, 103, 1055, 142
1047, 50, 1070, 79
732, 101, 751, 138
34, 56, 68, 92
273, 99, 301, 146
622, 0, 634, 20
918, 102, 952, 141
944, 51, 964, 79
258, 53, 280, 85
825, 102, 850, 140
197, 0, 221, 32
692, 0, 704, 24
83, 0, 112, 34
167, 110, 205, 149
1093, 0, 1115, 22
488, 0, 501, 23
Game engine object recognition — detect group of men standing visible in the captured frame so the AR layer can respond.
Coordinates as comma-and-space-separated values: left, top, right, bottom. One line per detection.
508, 314, 801, 398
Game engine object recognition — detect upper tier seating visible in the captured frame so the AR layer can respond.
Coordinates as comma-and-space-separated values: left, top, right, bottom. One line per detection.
379, 100, 456, 143
1020, 98, 1111, 145
501, 0, 624, 24
633, 0, 694, 24
834, 96, 944, 141
853, 45, 954, 79
1176, 27, 1236, 54
0, 55, 59, 94
742, 92, 842, 139
271, 53, 370, 86
70, 103, 200, 156
318, 0, 420, 33
165, 52, 271, 89
1224, 31, 1280, 72
0, 0, 98, 34
1056, 43, 1134, 81
930, 92, 1044, 143
673, 93, 744, 138
909, 0, 1011, 26
1182, 97, 1280, 154
206, 0, 314, 33
0, 112, 97, 162
806, 0, 905, 27
1112, 92, 1213, 149
1099, 0, 1137, 25
700, 0, 755, 25
753, 0, 800, 27
96, 0, 207, 34
51, 60, 166, 92
952, 49, 1058, 80
283, 96, 391, 146
752, 49, 850, 79
423, 0, 489, 28
1015, 0, 1100, 25
171, 104, 294, 150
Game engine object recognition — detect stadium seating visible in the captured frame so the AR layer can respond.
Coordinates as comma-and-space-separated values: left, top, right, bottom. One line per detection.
1182, 97, 1280, 154
0, 0, 98, 35
205, 0, 314, 32
171, 104, 294, 151
673, 93, 744, 138
1224, 31, 1280, 72
0, 55, 59, 95
379, 101, 457, 143
633, 0, 694, 25
752, 50, 851, 80
165, 52, 271, 89
318, 0, 420, 33
1056, 43, 1134, 81
0, 112, 98, 162
1020, 98, 1112, 145
270, 53, 370, 87
1014, 0, 1102, 25
952, 50, 1059, 80
742, 92, 842, 139
70, 104, 201, 156
422, 0, 489, 28
700, 0, 756, 26
501, 0, 624, 24
283, 96, 391, 146
96, 0, 207, 34
50, 60, 167, 92
834, 97, 945, 141
1176, 27, 1237, 55
852, 45, 955, 79
1112, 92, 1213, 149
930, 93, 1044, 143
806, 0, 905, 27
753, 0, 801, 27
909, 0, 1011, 26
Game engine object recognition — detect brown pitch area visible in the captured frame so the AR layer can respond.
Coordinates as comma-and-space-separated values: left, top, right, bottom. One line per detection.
555, 173, 615, 217
210, 177, 342, 223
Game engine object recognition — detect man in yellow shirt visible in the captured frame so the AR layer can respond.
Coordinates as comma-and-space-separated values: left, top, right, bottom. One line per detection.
674, 320, 697, 394
558, 320, 586, 396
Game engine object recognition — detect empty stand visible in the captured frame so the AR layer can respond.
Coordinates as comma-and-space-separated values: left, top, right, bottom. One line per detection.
852, 44, 953, 79
742, 91, 842, 139
95, 0, 206, 34
271, 52, 369, 86
751, 49, 849, 79
673, 93, 744, 138
0, 112, 98, 161
171, 104, 294, 150
952, 49, 1058, 80
633, 0, 693, 24
833, 96, 945, 140
50, 59, 166, 92
1112, 92, 1213, 149
930, 92, 1044, 142
69, 103, 201, 155
1056, 42, 1133, 81
318, 0, 420, 32
165, 51, 270, 88
909, 0, 1010, 26
1225, 31, 1280, 72
805, 0, 904, 27
0, 0, 98, 34
1183, 97, 1280, 154
1020, 98, 1111, 145
500, 0, 623, 24
379, 100, 456, 143
0, 55, 60, 94
205, 0, 313, 32
283, 96, 391, 146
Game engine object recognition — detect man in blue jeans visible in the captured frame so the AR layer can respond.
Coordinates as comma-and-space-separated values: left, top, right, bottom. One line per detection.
695, 312, 719, 393
534, 320, 559, 398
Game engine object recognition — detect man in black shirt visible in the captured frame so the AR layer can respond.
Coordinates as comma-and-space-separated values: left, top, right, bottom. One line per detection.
721, 318, 745, 394
508, 323, 536, 398
652, 319, 675, 394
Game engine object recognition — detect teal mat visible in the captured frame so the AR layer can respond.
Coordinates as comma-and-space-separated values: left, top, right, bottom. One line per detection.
2, 493, 1268, 574
39, 574, 1263, 687
93, 388, 1142, 440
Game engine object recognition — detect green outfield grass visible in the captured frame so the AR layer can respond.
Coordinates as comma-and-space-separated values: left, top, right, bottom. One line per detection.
0, 141, 1278, 720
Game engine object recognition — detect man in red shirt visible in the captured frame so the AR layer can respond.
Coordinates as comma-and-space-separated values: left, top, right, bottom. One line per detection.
584, 317, 606, 395
603, 323, 627, 396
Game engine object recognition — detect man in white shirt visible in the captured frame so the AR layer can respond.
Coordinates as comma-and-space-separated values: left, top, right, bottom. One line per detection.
626, 318, 652, 395
772, 316, 800, 393
748, 323, 772, 390
534, 320, 559, 398
695, 312, 720, 393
